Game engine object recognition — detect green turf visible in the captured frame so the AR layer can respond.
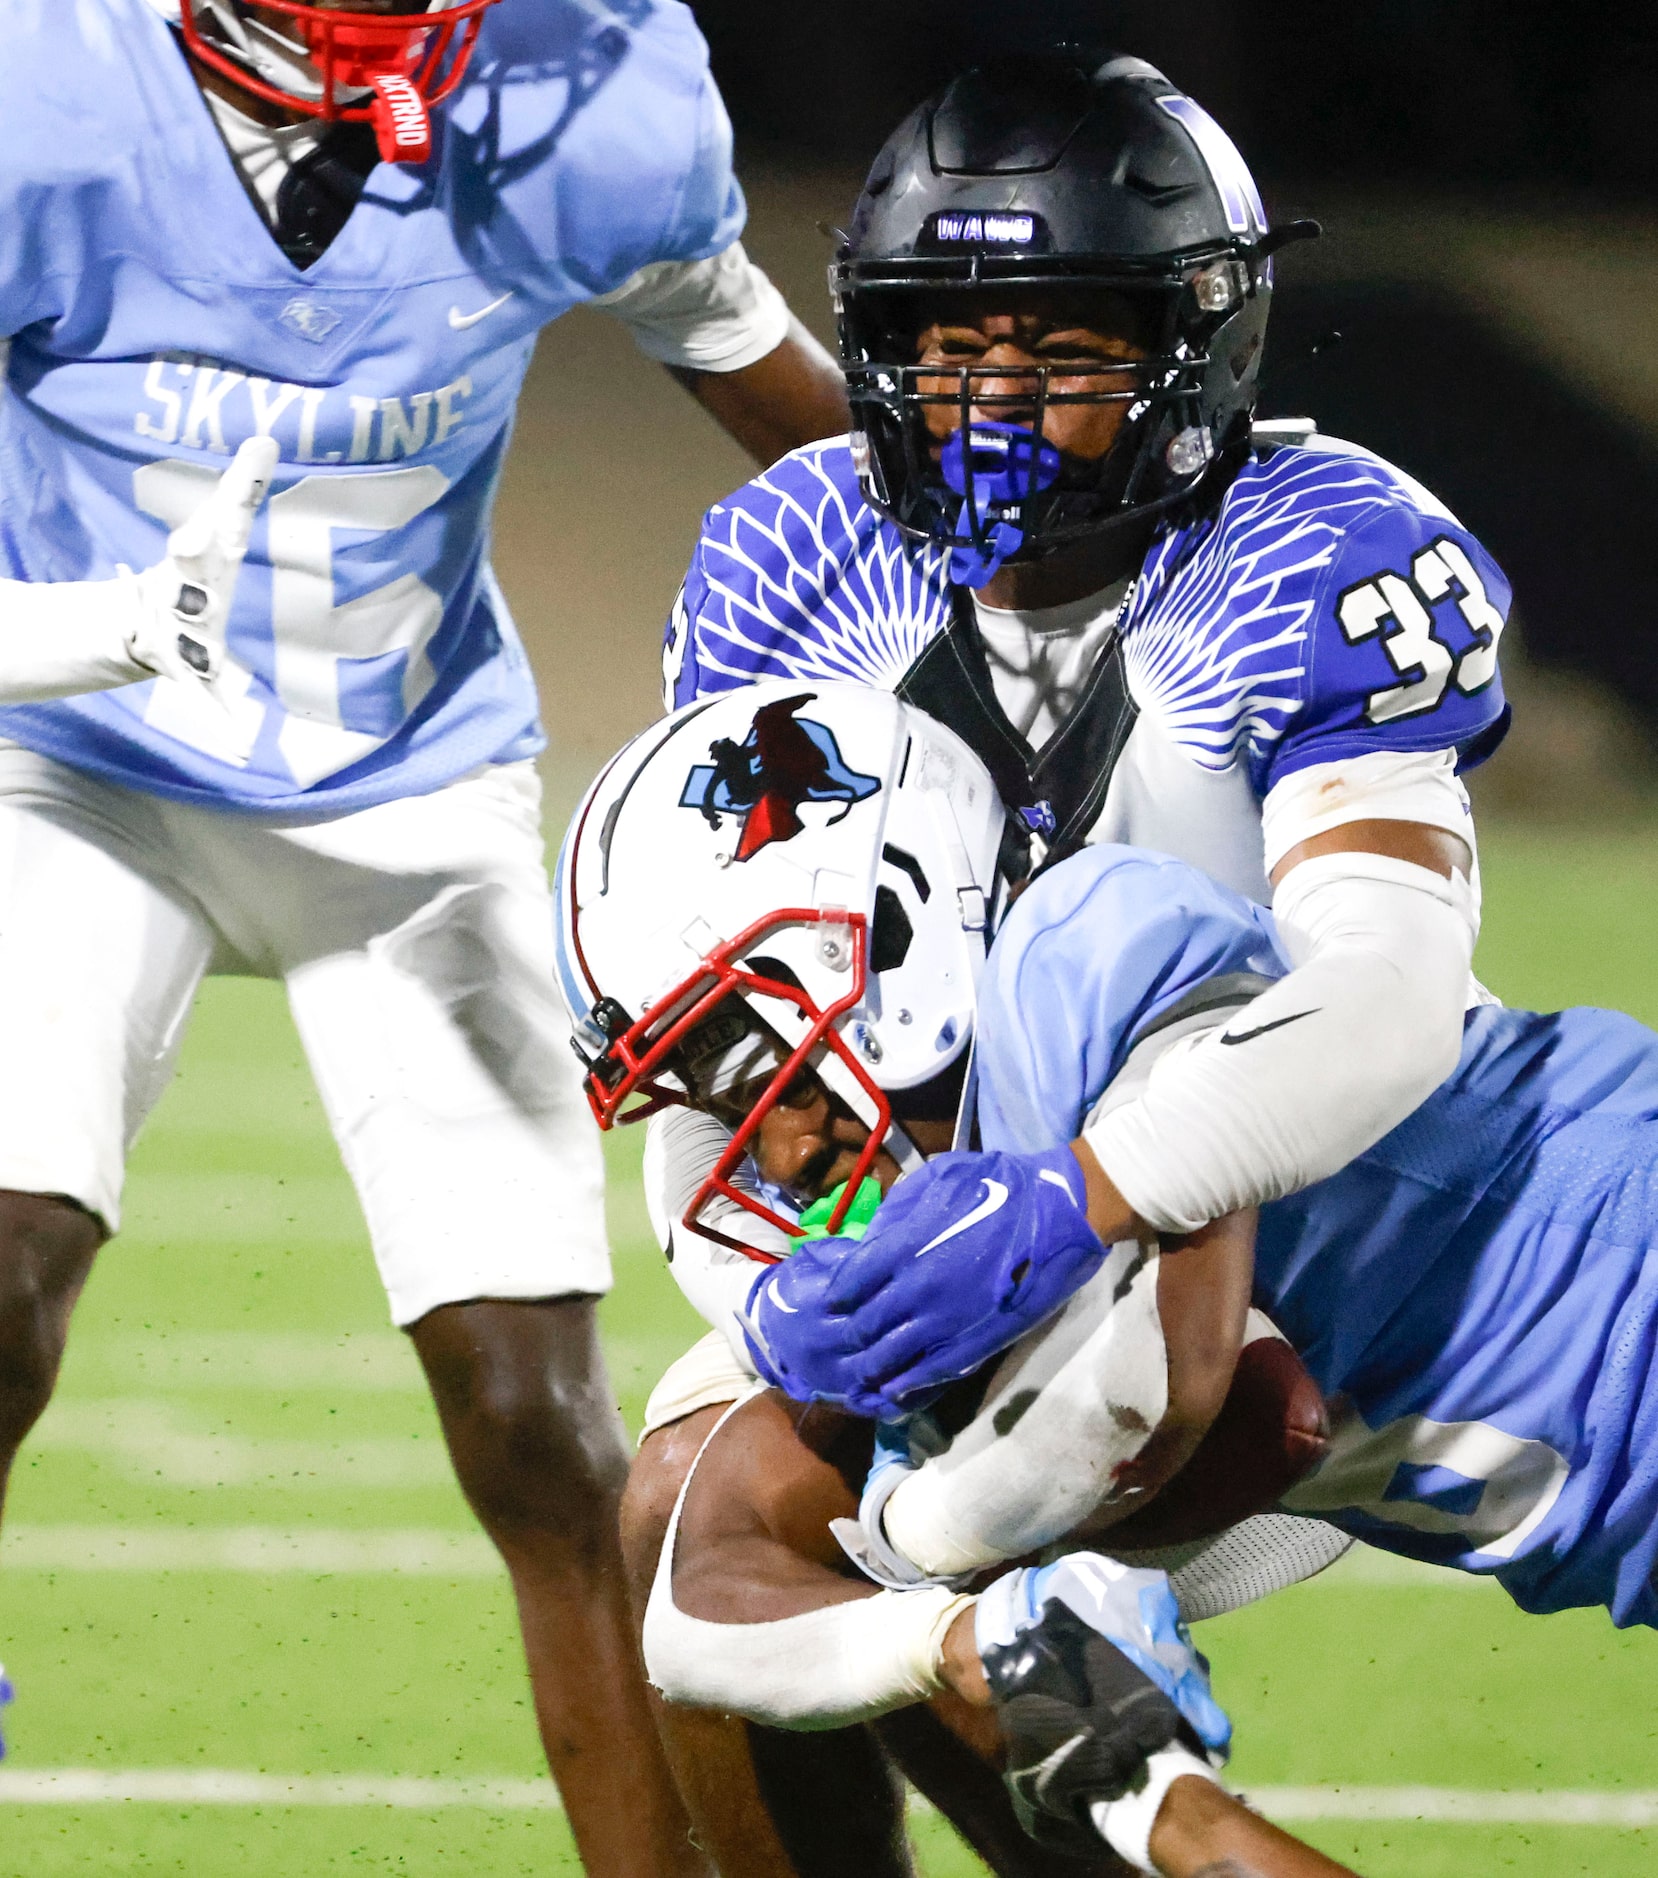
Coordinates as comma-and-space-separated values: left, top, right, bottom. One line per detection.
2, 823, 1657, 1875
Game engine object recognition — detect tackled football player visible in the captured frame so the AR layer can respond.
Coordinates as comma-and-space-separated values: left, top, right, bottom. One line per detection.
0, 3, 847, 1871
626, 47, 1512, 1875
563, 682, 1658, 1877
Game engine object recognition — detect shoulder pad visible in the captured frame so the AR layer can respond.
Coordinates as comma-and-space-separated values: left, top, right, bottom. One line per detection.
1123, 439, 1509, 796
664, 438, 955, 708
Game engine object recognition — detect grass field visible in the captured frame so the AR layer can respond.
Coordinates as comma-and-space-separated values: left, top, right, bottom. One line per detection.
2, 820, 1656, 1876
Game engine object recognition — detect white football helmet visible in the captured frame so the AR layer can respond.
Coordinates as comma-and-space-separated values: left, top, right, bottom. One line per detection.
555, 683, 1008, 1257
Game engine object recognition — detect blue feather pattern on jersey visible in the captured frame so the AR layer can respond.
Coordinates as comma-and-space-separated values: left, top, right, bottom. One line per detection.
676, 436, 1504, 797
1125, 439, 1465, 790
689, 441, 954, 694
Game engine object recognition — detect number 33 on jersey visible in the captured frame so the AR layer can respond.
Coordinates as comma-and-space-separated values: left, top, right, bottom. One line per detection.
1337, 534, 1505, 726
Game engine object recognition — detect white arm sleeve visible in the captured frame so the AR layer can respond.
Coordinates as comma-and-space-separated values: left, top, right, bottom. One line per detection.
0, 575, 150, 701
0, 434, 276, 703
590, 241, 791, 373
1085, 849, 1476, 1235
644, 1106, 790, 1362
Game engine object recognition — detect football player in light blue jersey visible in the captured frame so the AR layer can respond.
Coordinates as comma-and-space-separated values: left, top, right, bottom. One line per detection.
559, 683, 1658, 1878
0, 3, 849, 1868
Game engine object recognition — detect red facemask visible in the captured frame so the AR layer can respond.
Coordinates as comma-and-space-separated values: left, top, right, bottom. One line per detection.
578, 908, 891, 1263
180, 0, 501, 165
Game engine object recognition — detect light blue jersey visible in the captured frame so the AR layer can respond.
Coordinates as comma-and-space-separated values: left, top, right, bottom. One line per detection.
0, 0, 743, 814
666, 432, 1512, 802
976, 846, 1658, 1628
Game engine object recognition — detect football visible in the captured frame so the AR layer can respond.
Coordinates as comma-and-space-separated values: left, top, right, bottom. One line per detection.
1097, 1329, 1331, 1550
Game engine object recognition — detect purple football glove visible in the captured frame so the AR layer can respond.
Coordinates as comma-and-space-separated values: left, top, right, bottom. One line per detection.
743, 1148, 1106, 1417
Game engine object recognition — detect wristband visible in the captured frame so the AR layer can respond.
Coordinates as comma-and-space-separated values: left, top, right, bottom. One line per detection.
1091, 1745, 1221, 1874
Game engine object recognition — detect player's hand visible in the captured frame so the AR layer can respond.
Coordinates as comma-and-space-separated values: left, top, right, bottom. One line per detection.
125, 436, 278, 696
977, 1553, 1230, 1853
742, 1148, 1106, 1417
740, 1233, 869, 1408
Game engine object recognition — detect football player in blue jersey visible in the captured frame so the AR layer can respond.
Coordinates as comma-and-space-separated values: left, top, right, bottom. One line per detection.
0, 2, 848, 1869
630, 46, 1515, 1873
558, 683, 1658, 1877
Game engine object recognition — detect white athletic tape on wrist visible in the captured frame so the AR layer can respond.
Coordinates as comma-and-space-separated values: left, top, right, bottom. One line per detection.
1091, 1745, 1221, 1874
876, 1249, 1166, 1578
641, 1388, 974, 1728
1086, 851, 1474, 1235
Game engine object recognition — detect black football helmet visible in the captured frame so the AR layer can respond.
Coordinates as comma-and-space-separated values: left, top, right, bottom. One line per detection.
833, 52, 1317, 584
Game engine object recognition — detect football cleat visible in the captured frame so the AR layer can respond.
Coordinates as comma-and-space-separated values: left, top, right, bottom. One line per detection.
177, 1, 501, 164
976, 1553, 1229, 1854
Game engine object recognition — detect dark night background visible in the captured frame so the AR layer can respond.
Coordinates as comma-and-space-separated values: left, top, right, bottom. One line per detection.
693, 2, 1658, 195
684, 4, 1658, 751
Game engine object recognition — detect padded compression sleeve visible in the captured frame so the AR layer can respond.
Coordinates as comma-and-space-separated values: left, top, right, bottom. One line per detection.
878, 1249, 1166, 1578
0, 576, 149, 702
1085, 851, 1475, 1235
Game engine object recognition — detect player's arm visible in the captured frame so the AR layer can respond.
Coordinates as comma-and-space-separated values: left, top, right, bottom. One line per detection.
1078, 506, 1504, 1244
594, 242, 850, 465
1149, 1781, 1361, 1878
0, 436, 275, 705
667, 317, 850, 465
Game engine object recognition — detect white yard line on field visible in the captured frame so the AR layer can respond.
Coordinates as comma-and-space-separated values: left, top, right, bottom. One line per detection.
2, 1524, 499, 1575
0, 1769, 559, 1809
1254, 1785, 1658, 1828
22, 1399, 451, 1487
2, 1522, 1480, 1590
0, 1771, 1652, 1827
56, 1328, 682, 1394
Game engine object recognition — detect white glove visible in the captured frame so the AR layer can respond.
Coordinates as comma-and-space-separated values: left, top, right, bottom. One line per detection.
123, 436, 278, 693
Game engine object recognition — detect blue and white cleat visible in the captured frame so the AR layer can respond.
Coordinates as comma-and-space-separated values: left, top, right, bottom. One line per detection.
975, 1553, 1230, 1857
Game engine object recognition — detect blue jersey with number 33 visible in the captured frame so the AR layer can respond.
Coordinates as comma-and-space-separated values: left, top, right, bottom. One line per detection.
975, 846, 1658, 1629
0, 0, 743, 813
667, 432, 1512, 808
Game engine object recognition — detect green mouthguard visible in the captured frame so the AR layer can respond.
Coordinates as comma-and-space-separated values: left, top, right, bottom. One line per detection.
795, 1177, 884, 1243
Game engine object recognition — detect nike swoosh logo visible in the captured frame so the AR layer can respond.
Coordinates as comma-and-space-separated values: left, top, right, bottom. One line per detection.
767, 1289, 800, 1314
915, 1179, 1009, 1256
1218, 1008, 1321, 1046
448, 290, 514, 330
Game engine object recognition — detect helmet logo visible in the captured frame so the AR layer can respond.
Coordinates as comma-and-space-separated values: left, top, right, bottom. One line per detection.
679, 693, 880, 863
